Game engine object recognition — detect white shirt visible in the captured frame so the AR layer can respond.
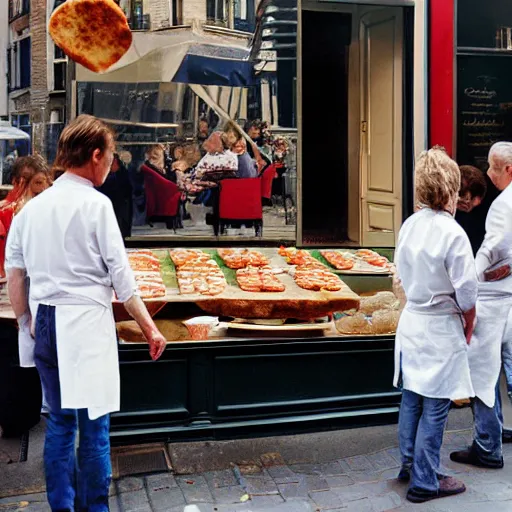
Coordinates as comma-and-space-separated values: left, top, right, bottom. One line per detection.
396, 209, 477, 315
5, 172, 137, 419
5, 172, 136, 307
393, 208, 476, 400
475, 182, 512, 296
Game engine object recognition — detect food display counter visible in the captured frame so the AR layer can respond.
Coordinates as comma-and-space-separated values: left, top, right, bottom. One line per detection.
0, 245, 402, 443
111, 246, 401, 444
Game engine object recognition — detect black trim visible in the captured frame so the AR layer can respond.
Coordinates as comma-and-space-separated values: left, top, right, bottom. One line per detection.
457, 47, 512, 57
402, 6, 415, 220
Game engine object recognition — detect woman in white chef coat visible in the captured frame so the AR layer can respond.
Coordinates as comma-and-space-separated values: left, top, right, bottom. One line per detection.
394, 147, 477, 504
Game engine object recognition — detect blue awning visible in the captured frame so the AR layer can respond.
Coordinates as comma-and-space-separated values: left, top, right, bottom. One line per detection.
173, 44, 258, 87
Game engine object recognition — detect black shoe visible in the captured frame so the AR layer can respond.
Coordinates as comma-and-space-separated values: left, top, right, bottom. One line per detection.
397, 466, 410, 482
450, 447, 504, 469
503, 428, 512, 443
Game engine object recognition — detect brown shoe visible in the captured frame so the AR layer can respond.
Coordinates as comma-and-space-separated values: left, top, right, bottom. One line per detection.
406, 477, 466, 503
439, 476, 466, 497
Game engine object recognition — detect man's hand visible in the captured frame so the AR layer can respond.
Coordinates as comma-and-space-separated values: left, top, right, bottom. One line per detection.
123, 295, 167, 361
147, 330, 166, 361
484, 264, 511, 282
462, 306, 476, 345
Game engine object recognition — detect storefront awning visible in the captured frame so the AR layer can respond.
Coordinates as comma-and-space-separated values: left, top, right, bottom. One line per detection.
173, 44, 257, 86
75, 27, 256, 86
0, 121, 31, 141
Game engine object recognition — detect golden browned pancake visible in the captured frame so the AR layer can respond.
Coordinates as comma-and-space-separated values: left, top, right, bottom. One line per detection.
49, 0, 132, 73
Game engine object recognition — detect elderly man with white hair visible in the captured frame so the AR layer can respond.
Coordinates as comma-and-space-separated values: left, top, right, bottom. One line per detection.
451, 141, 512, 469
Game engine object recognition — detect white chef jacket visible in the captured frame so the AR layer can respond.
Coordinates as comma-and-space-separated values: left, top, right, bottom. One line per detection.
394, 208, 477, 401
5, 172, 137, 419
467, 182, 512, 407
475, 182, 512, 296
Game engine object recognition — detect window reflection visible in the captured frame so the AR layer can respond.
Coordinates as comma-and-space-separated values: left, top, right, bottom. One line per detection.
77, 82, 297, 242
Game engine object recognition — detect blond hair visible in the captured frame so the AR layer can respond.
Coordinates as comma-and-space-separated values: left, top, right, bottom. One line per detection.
415, 147, 460, 211
145, 144, 165, 170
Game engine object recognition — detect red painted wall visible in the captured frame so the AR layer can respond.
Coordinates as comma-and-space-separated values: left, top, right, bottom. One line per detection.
429, 0, 455, 155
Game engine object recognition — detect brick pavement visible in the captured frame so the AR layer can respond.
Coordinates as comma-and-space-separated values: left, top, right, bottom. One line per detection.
3, 430, 512, 512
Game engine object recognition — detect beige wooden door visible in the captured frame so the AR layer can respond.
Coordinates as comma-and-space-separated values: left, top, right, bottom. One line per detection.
359, 7, 403, 247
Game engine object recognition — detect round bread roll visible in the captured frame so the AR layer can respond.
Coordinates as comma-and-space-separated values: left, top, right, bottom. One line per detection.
335, 312, 372, 335
359, 291, 400, 315
371, 309, 400, 334
116, 319, 189, 342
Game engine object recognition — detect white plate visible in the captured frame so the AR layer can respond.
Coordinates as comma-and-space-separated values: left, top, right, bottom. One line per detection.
221, 321, 332, 332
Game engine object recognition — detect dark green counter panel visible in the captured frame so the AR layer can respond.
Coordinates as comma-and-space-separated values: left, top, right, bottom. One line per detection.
110, 336, 401, 444
213, 348, 395, 417
115, 357, 190, 427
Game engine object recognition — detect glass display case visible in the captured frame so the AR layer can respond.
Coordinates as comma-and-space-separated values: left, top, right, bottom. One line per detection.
109, 245, 402, 443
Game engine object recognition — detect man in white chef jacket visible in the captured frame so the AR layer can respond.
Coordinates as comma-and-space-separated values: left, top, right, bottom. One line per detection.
451, 141, 512, 469
5, 115, 167, 512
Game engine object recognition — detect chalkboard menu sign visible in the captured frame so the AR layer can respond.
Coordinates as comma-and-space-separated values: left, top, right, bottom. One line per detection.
457, 54, 512, 170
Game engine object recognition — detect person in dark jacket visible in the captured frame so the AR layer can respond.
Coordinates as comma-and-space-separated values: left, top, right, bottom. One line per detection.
96, 153, 133, 238
455, 164, 497, 256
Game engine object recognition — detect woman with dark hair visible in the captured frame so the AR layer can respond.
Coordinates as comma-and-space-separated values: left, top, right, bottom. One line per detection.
456, 164, 497, 256
244, 119, 272, 169
457, 165, 488, 213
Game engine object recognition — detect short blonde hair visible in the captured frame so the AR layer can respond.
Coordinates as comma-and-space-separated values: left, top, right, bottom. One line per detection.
415, 147, 460, 211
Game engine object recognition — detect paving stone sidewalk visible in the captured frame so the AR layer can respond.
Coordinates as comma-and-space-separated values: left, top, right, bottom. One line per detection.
3, 430, 512, 512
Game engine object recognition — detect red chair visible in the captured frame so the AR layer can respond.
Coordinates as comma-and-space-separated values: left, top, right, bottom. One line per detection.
260, 163, 277, 202
140, 164, 181, 230
218, 178, 263, 236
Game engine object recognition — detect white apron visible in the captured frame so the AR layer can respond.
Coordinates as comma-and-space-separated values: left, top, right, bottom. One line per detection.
394, 307, 474, 401
16, 291, 38, 368
55, 303, 120, 420
467, 294, 512, 408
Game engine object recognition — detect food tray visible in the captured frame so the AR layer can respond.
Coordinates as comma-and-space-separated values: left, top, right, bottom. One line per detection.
309, 250, 393, 275
221, 321, 332, 332
0, 247, 395, 321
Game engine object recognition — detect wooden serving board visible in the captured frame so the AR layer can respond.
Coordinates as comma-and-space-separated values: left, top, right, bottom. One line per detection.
180, 248, 360, 319
221, 321, 332, 332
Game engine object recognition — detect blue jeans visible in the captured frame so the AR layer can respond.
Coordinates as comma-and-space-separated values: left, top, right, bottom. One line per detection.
35, 304, 112, 512
45, 410, 111, 512
472, 379, 503, 464
502, 340, 512, 399
398, 389, 451, 496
